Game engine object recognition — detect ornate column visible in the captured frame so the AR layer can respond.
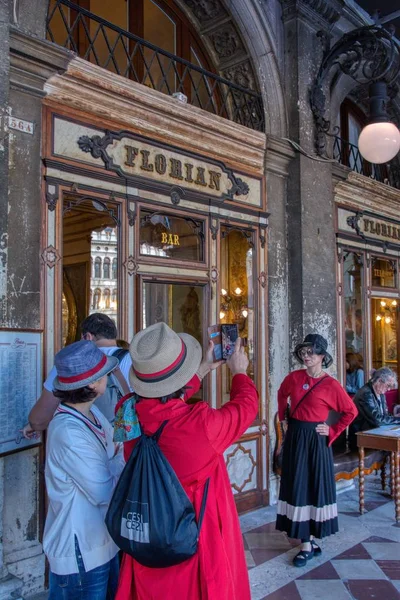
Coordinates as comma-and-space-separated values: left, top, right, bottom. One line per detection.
281, 0, 343, 368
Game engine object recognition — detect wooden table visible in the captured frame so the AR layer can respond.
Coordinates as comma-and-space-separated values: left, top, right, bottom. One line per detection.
356, 426, 400, 522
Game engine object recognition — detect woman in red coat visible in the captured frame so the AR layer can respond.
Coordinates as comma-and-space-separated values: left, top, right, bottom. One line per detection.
114, 322, 258, 600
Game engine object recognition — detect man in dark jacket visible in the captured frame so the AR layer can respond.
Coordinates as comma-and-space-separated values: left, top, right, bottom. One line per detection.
349, 367, 400, 449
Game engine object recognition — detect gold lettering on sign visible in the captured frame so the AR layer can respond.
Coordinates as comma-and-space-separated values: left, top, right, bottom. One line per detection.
125, 146, 138, 167
161, 232, 180, 246
184, 163, 194, 183
195, 167, 207, 187
140, 150, 154, 172
361, 217, 400, 242
123, 144, 227, 193
209, 170, 221, 191
169, 158, 183, 180
155, 154, 166, 175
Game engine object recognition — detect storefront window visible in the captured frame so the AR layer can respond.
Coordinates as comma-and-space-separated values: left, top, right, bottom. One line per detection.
371, 297, 398, 378
371, 257, 396, 288
343, 251, 364, 361
220, 227, 255, 404
139, 210, 204, 262
62, 198, 119, 344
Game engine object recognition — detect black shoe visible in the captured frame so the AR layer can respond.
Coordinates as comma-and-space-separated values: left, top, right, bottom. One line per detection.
311, 540, 322, 555
293, 549, 314, 567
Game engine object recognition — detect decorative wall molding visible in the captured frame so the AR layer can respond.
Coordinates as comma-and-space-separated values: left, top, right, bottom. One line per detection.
124, 256, 138, 276
45, 183, 59, 212
41, 245, 60, 269
226, 442, 257, 493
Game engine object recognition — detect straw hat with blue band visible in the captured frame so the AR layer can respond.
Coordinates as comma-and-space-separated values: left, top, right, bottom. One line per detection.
53, 340, 119, 391
129, 322, 202, 398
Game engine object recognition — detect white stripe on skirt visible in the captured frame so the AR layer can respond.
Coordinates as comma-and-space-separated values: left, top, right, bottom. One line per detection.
277, 500, 338, 523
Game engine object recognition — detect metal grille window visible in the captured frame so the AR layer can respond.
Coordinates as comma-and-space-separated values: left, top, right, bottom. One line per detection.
46, 0, 264, 131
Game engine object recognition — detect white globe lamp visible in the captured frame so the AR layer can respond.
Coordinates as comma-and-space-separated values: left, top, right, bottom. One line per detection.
358, 82, 400, 165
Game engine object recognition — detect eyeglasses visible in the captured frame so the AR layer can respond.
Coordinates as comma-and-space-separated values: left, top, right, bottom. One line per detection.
299, 348, 315, 358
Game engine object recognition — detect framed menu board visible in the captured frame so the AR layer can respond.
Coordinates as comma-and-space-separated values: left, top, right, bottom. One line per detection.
0, 330, 42, 455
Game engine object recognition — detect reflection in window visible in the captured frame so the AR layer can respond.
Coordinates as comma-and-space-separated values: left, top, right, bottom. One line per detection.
343, 252, 364, 361
93, 288, 101, 309
372, 297, 398, 379
94, 257, 102, 278
103, 288, 111, 309
103, 257, 110, 279
371, 257, 396, 288
142, 281, 204, 401
112, 258, 118, 279
220, 227, 255, 403
143, 0, 176, 93
62, 198, 119, 344
140, 210, 204, 262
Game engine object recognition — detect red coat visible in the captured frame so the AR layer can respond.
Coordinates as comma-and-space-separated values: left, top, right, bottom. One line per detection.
115, 373, 258, 600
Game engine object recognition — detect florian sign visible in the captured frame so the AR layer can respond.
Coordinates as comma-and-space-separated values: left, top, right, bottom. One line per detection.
77, 130, 250, 203
338, 207, 400, 249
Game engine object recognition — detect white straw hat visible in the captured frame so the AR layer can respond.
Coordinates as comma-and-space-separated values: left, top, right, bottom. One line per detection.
129, 322, 202, 398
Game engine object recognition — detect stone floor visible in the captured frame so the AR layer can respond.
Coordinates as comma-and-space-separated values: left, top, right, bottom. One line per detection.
240, 476, 400, 600
25, 476, 400, 599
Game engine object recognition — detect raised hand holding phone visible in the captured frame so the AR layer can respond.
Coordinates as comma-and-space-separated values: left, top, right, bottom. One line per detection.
226, 337, 249, 376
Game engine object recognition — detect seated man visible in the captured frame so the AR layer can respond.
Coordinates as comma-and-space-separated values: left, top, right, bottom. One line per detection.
349, 367, 400, 450
22, 313, 132, 437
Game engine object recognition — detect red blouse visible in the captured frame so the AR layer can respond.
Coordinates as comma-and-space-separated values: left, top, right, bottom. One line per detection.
278, 369, 358, 446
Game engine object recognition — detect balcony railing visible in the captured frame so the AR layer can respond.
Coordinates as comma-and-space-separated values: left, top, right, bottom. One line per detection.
46, 0, 264, 132
333, 135, 400, 190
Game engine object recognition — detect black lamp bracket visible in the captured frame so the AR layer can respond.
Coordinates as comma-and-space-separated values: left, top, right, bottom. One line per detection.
310, 25, 400, 156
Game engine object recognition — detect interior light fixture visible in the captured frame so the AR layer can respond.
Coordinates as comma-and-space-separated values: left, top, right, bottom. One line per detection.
358, 82, 400, 164
376, 314, 382, 321
391, 300, 398, 306
385, 316, 392, 324
219, 311, 226, 320
381, 300, 387, 306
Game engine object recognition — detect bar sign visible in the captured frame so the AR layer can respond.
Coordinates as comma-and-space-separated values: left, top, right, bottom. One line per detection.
8, 116, 34, 135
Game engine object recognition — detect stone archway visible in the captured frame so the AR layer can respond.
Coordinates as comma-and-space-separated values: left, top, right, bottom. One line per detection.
176, 0, 288, 137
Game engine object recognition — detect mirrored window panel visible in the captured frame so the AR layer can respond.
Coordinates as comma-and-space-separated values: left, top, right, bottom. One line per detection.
372, 297, 398, 379
139, 209, 204, 262
371, 257, 396, 288
343, 251, 364, 359
220, 227, 255, 404
62, 198, 119, 347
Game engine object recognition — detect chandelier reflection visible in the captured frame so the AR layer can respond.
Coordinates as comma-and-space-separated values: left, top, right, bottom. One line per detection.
375, 299, 397, 324
219, 287, 248, 330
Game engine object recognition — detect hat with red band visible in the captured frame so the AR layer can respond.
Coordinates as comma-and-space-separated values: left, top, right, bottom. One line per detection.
53, 340, 119, 391
129, 322, 202, 398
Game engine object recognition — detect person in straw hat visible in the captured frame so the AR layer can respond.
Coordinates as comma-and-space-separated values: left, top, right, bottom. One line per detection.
275, 333, 357, 567
114, 322, 258, 600
43, 340, 125, 599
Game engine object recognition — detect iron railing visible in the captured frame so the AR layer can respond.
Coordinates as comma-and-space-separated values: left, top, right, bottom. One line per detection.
333, 136, 400, 190
46, 0, 265, 131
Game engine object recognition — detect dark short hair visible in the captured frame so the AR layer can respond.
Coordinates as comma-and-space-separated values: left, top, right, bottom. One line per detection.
53, 386, 98, 405
81, 313, 117, 340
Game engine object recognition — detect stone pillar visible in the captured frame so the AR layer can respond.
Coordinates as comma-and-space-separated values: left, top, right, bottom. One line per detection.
265, 136, 296, 503
281, 0, 343, 371
0, 14, 72, 595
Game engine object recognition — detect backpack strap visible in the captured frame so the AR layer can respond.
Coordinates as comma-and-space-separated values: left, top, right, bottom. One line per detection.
197, 478, 210, 533
110, 348, 131, 396
152, 420, 169, 441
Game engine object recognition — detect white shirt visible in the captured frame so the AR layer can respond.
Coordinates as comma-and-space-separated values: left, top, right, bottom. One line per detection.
43, 404, 124, 575
43, 346, 133, 392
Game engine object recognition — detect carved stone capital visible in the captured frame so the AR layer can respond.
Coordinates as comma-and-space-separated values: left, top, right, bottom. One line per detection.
280, 0, 343, 29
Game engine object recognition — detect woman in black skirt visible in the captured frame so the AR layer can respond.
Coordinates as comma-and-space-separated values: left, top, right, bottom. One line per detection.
276, 334, 357, 567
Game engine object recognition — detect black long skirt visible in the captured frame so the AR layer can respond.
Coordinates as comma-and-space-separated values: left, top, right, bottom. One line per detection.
275, 418, 339, 540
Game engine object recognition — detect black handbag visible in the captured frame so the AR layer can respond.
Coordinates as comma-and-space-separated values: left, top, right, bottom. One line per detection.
105, 420, 209, 568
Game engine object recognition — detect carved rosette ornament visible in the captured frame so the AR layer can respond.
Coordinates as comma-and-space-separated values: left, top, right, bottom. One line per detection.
259, 419, 268, 436
210, 25, 240, 60
210, 266, 219, 283
225, 443, 257, 493
258, 271, 267, 289
41, 245, 61, 269
181, 0, 226, 23
124, 255, 138, 276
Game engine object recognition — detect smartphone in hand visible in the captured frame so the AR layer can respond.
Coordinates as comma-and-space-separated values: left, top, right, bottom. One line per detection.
208, 324, 240, 361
